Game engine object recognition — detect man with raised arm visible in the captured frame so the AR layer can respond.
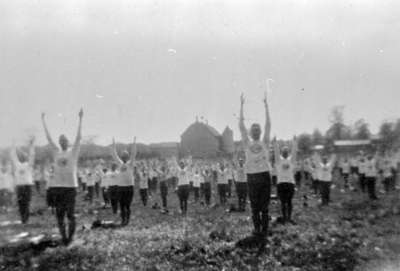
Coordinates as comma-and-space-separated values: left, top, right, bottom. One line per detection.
274, 136, 298, 225
10, 136, 35, 224
313, 152, 336, 206
41, 109, 83, 245
239, 92, 271, 239
111, 137, 136, 226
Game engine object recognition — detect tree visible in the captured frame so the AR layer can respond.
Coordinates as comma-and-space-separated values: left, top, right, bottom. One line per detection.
379, 121, 396, 151
297, 133, 313, 157
312, 129, 325, 145
326, 106, 351, 142
352, 119, 371, 140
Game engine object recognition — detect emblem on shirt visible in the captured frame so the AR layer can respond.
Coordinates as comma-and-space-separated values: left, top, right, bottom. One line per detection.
19, 169, 26, 175
282, 163, 290, 170
121, 165, 128, 172
249, 143, 263, 154
57, 158, 68, 167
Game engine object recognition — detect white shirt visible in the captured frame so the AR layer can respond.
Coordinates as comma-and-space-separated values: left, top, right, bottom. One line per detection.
177, 167, 190, 186
139, 172, 148, 189
276, 156, 295, 184
116, 164, 134, 187
108, 171, 119, 186
235, 167, 247, 183
365, 159, 377, 177
0, 169, 14, 191
318, 163, 334, 182
13, 162, 34, 186
217, 168, 229, 184
341, 161, 350, 174
86, 170, 96, 186
52, 149, 79, 188
193, 173, 202, 188
358, 160, 367, 175
244, 141, 270, 174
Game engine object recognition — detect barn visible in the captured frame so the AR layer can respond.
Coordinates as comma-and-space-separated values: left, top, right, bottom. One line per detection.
180, 120, 235, 158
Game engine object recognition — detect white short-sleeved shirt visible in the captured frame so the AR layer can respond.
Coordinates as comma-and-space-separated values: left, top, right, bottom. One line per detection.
52, 149, 79, 188
318, 163, 333, 182
217, 169, 229, 184
276, 157, 295, 184
244, 141, 270, 174
0, 169, 14, 191
14, 162, 34, 186
139, 172, 149, 189
365, 159, 377, 177
108, 171, 119, 186
116, 164, 134, 187
177, 168, 190, 186
341, 161, 350, 174
235, 168, 247, 183
193, 173, 202, 188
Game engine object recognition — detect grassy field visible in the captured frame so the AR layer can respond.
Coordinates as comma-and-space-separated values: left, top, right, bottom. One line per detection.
1, 183, 400, 271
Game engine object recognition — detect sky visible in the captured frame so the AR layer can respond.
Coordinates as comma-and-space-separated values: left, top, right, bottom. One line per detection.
0, 0, 399, 146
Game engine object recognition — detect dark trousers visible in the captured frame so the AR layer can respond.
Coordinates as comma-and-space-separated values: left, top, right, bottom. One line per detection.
312, 179, 319, 195
235, 182, 248, 211
227, 179, 233, 197
277, 183, 295, 221
384, 177, 393, 193
359, 174, 366, 193
366, 177, 378, 200
140, 188, 148, 206
95, 182, 100, 198
177, 185, 190, 214
202, 183, 211, 206
160, 181, 168, 208
319, 182, 331, 205
193, 187, 200, 202
109, 186, 119, 214
49, 187, 77, 245
342, 173, 349, 188
87, 186, 94, 203
217, 184, 228, 205
247, 172, 271, 236
102, 187, 109, 205
16, 185, 32, 224
118, 186, 134, 224
295, 171, 302, 187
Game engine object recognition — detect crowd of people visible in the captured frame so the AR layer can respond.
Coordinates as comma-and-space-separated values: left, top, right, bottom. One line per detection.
0, 93, 399, 247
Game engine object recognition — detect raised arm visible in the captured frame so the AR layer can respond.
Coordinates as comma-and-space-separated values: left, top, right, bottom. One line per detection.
28, 136, 36, 167
263, 92, 271, 145
291, 136, 298, 163
111, 138, 123, 165
239, 93, 249, 144
41, 112, 58, 150
129, 137, 137, 167
273, 137, 281, 164
72, 108, 83, 155
10, 143, 19, 167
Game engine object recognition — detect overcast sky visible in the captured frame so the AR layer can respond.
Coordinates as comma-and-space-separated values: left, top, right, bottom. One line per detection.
0, 0, 399, 146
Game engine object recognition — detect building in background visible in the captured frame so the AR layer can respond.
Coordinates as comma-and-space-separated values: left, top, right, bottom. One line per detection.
180, 119, 234, 158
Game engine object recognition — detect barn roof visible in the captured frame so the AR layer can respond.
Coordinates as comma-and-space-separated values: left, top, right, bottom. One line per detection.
182, 121, 221, 138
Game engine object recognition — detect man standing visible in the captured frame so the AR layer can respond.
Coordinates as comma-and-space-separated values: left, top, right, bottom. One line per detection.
41, 109, 83, 245
239, 92, 271, 238
10, 137, 35, 224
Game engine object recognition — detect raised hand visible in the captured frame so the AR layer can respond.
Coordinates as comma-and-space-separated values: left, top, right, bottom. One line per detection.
263, 91, 268, 106
240, 93, 245, 106
79, 108, 84, 119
